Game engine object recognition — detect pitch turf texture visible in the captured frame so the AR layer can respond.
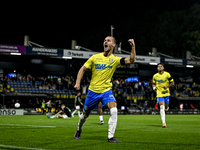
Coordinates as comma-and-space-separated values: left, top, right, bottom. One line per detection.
0, 115, 199, 150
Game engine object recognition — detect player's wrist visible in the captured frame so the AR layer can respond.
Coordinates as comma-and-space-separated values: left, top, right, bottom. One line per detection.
131, 46, 135, 49
153, 86, 156, 90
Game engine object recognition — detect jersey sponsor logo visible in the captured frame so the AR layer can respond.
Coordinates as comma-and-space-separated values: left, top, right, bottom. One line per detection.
95, 58, 103, 62
94, 64, 112, 70
109, 95, 114, 97
157, 79, 167, 83
109, 95, 116, 100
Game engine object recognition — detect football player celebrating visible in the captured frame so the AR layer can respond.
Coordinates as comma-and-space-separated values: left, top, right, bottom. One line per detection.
152, 63, 174, 127
74, 36, 136, 142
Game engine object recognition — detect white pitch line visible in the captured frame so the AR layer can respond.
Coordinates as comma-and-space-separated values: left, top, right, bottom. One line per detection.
0, 144, 48, 150
0, 123, 56, 128
0, 127, 31, 128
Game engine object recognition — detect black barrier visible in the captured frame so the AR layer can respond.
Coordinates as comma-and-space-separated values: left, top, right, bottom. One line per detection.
187, 60, 200, 66
161, 58, 187, 65
26, 47, 63, 56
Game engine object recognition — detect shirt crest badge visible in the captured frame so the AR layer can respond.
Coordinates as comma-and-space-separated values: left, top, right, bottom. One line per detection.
109, 58, 113, 63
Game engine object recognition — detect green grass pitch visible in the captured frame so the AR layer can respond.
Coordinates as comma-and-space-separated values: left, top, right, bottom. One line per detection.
0, 114, 199, 150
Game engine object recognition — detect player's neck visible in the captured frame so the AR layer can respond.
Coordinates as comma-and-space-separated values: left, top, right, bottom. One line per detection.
103, 49, 113, 57
158, 71, 164, 74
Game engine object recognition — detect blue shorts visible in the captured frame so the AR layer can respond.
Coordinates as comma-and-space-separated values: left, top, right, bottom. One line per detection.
157, 96, 170, 105
83, 89, 116, 116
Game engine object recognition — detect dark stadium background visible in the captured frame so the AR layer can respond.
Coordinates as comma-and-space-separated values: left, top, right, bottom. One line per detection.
0, 1, 200, 114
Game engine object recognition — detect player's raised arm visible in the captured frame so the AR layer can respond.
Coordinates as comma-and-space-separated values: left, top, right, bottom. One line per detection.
124, 39, 136, 65
74, 66, 88, 90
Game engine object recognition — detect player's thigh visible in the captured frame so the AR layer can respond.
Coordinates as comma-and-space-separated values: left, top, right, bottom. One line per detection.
164, 96, 170, 105
101, 90, 117, 109
98, 101, 102, 107
83, 90, 101, 117
157, 97, 165, 105
106, 101, 117, 109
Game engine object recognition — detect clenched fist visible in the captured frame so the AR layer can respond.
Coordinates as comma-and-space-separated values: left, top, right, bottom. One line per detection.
128, 39, 135, 48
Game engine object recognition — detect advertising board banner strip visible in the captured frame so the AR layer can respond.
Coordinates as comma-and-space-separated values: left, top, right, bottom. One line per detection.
161, 58, 187, 65
187, 60, 200, 66
63, 49, 98, 59
0, 44, 25, 54
63, 49, 160, 63
26, 47, 63, 56
0, 109, 23, 115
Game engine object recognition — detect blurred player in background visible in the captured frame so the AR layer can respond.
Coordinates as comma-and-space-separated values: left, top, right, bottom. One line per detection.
71, 91, 83, 117
41, 99, 46, 115
74, 36, 136, 142
152, 63, 174, 127
47, 104, 71, 119
46, 100, 53, 115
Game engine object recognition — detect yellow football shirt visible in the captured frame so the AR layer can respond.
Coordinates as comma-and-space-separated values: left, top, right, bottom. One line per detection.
153, 71, 173, 97
84, 53, 122, 93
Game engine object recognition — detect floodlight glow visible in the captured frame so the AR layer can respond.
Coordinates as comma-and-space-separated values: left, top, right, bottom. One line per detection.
149, 63, 158, 65
186, 65, 194, 68
62, 56, 72, 59
10, 53, 21, 55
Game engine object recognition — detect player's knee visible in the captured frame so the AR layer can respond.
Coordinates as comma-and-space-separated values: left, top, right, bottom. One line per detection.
110, 107, 117, 122
83, 112, 89, 118
107, 101, 117, 109
160, 105, 165, 111
159, 101, 164, 106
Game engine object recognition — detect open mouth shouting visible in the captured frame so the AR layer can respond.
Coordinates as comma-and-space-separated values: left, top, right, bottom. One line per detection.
104, 44, 109, 51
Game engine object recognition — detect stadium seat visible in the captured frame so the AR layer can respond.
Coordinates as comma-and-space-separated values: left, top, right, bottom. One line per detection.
18, 88, 22, 92
10, 88, 14, 92
51, 108, 56, 113
114, 93, 117, 97
64, 94, 67, 99
36, 108, 41, 112
22, 88, 25, 92
7, 85, 10, 89
53, 94, 57, 98
56, 94, 60, 98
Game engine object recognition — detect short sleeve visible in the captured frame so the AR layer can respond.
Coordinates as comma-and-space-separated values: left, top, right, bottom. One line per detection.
115, 56, 122, 66
84, 55, 94, 69
153, 75, 156, 84
167, 73, 173, 82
